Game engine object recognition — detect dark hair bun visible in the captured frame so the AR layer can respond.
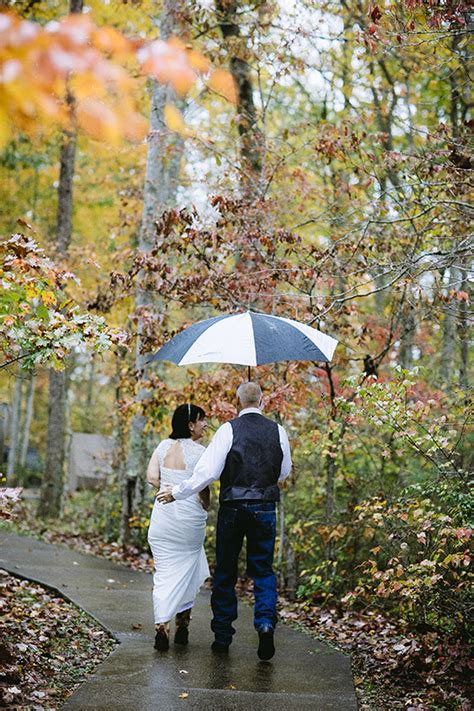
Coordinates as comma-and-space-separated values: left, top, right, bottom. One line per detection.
169, 404, 206, 439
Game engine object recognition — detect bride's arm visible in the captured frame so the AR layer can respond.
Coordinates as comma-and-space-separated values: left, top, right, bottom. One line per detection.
146, 448, 161, 490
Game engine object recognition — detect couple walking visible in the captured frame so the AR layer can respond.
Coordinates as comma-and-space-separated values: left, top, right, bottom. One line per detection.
147, 382, 292, 661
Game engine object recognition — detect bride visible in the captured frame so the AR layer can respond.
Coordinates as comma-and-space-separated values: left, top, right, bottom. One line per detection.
147, 403, 210, 651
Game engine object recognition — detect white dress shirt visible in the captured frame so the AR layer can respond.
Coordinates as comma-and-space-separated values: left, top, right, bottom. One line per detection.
171, 408, 292, 501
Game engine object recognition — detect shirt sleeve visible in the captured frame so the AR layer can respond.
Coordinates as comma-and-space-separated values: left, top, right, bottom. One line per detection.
278, 424, 292, 481
171, 422, 233, 500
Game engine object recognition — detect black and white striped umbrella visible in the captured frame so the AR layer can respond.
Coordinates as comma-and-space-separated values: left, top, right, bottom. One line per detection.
149, 312, 337, 367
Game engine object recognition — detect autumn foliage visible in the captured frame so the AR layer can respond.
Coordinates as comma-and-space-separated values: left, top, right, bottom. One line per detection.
0, 0, 472, 708
0, 10, 233, 145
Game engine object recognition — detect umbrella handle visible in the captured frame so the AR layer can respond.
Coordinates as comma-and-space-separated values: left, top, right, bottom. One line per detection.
248, 366, 251, 382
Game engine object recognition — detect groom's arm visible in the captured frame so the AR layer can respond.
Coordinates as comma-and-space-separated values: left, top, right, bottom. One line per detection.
170, 422, 233, 501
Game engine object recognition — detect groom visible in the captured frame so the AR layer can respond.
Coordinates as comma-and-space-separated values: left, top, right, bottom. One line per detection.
157, 382, 292, 660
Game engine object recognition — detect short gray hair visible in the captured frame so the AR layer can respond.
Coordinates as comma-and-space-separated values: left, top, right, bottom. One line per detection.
236, 381, 262, 406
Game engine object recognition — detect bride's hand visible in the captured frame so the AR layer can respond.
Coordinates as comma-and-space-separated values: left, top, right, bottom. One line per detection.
156, 486, 175, 504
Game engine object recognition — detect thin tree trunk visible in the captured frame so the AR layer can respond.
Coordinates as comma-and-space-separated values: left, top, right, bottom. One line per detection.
324, 364, 337, 523
6, 366, 23, 485
285, 540, 297, 601
38, 0, 83, 518
277, 491, 285, 589
440, 268, 457, 387
86, 355, 95, 414
399, 305, 415, 369
215, 0, 263, 199
62, 384, 73, 507
458, 257, 470, 392
19, 374, 35, 467
0, 403, 8, 472
121, 0, 186, 544
324, 365, 338, 578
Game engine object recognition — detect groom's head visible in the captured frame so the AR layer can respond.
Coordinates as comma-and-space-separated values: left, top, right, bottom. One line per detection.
236, 382, 262, 410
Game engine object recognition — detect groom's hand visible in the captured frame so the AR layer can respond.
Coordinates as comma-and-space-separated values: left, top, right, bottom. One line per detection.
156, 485, 175, 504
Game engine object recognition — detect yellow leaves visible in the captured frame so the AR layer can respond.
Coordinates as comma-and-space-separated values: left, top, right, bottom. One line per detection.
164, 104, 191, 137
25, 284, 38, 300
207, 69, 237, 104
164, 104, 186, 134
42, 291, 56, 308
0, 106, 10, 148
178, 692, 189, 699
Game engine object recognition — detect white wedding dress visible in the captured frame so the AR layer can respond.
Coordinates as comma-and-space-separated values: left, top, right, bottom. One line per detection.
147, 438, 210, 624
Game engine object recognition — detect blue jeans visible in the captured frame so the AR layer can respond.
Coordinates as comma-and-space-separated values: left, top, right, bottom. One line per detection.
211, 501, 277, 646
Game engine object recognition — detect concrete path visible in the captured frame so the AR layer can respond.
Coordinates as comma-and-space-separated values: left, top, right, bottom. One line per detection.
1, 532, 357, 710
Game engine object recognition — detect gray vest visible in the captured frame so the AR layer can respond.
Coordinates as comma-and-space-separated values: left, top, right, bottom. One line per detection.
219, 413, 283, 503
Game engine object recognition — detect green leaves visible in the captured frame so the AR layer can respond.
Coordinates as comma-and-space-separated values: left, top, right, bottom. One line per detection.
0, 233, 127, 370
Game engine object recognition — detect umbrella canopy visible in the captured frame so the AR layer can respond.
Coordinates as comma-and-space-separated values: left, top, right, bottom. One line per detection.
148, 312, 338, 367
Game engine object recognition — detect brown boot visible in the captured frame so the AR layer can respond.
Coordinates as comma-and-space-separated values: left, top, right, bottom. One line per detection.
154, 622, 170, 651
174, 609, 191, 645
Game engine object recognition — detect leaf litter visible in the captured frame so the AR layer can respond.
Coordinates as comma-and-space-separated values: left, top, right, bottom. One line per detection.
0, 569, 117, 709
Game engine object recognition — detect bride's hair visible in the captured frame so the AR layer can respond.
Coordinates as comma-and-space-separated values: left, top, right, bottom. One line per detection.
169, 403, 206, 439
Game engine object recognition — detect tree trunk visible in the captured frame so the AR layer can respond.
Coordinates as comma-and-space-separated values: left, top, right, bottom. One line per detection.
19, 374, 35, 467
440, 268, 457, 387
399, 305, 415, 369
216, 0, 263, 199
277, 491, 285, 590
86, 355, 95, 414
458, 257, 470, 392
121, 0, 186, 544
6, 366, 23, 485
39, 370, 67, 516
285, 540, 297, 601
38, 0, 83, 518
0, 402, 8, 472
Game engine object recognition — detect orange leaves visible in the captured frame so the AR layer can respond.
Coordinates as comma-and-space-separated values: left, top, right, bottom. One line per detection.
206, 69, 237, 104
0, 11, 232, 147
137, 37, 208, 96
0, 12, 136, 145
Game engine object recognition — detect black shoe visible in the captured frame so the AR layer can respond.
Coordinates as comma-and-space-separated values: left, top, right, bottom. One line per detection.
211, 640, 229, 654
154, 629, 169, 651
174, 625, 189, 645
257, 626, 275, 660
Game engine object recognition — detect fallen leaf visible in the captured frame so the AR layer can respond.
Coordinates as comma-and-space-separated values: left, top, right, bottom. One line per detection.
179, 692, 189, 699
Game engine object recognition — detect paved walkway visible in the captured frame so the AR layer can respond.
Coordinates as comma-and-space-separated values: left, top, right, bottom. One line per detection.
1, 532, 357, 710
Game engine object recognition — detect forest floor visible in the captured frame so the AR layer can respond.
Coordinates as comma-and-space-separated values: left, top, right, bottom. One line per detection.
1, 495, 471, 711
0, 570, 117, 709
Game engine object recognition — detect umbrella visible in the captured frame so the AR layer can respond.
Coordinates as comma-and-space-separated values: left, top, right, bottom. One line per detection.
148, 312, 337, 375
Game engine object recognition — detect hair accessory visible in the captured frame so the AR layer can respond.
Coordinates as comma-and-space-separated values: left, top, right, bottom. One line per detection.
188, 403, 191, 420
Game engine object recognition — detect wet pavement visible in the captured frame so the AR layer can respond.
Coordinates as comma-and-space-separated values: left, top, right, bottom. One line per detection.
1, 532, 357, 710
